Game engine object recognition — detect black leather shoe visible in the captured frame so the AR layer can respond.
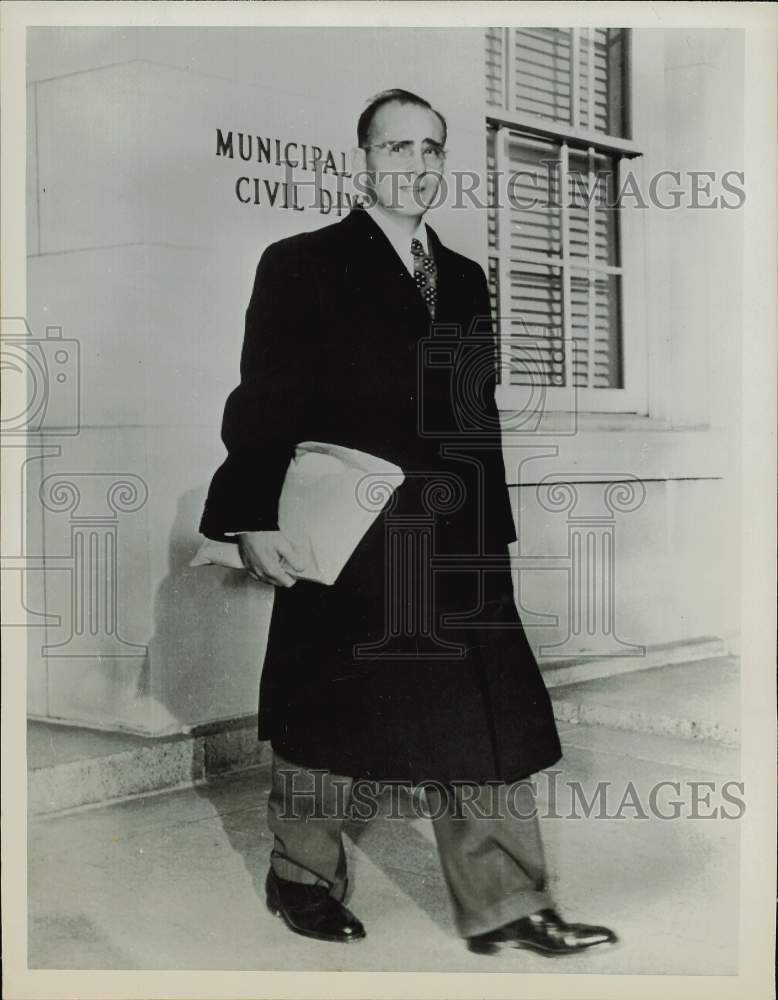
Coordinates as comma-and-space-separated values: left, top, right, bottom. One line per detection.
467, 908, 617, 956
265, 869, 366, 943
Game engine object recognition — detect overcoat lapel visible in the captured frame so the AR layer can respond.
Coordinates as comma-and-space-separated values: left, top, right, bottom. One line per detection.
343, 209, 437, 331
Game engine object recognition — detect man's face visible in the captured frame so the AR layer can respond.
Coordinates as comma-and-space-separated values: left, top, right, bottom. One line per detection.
359, 101, 446, 219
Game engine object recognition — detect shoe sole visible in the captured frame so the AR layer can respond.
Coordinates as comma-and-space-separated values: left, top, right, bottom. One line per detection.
469, 937, 619, 957
266, 899, 366, 944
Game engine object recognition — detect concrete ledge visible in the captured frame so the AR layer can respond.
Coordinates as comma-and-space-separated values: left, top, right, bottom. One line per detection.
551, 701, 739, 747
28, 718, 266, 817
540, 636, 726, 687
550, 655, 740, 748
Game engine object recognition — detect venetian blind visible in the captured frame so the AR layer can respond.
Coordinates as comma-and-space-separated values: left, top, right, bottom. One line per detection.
485, 27, 628, 137
486, 27, 628, 394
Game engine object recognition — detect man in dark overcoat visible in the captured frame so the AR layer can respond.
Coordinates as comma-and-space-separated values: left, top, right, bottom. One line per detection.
200, 89, 617, 956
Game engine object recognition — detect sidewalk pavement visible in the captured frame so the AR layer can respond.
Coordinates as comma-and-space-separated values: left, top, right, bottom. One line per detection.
28, 721, 740, 974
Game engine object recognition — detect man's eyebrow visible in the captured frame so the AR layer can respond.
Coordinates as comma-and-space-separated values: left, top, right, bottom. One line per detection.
374, 136, 444, 143
380, 137, 444, 145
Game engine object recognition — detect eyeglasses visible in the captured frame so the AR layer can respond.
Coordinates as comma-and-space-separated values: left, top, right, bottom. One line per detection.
361, 140, 447, 168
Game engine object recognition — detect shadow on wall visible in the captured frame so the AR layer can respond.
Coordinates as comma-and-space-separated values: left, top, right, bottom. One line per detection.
146, 487, 274, 733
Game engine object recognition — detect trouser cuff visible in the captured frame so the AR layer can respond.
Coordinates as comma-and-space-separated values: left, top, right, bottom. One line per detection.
270, 851, 347, 901
455, 888, 554, 939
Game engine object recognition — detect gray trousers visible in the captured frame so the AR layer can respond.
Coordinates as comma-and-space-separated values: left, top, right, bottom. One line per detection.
267, 752, 553, 938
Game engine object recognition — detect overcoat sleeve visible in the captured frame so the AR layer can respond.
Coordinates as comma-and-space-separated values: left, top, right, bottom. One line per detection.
199, 240, 316, 541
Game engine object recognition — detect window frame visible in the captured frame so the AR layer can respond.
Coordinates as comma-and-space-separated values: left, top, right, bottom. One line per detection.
485, 26, 648, 415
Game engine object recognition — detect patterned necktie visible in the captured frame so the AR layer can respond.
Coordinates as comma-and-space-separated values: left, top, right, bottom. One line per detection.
411, 237, 437, 319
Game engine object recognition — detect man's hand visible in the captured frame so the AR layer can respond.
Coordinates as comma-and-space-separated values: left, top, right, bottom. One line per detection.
237, 531, 305, 587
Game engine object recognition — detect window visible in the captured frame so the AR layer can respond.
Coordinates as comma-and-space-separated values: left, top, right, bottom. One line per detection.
485, 28, 645, 413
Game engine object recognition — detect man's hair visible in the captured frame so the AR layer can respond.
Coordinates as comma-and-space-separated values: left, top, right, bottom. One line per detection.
357, 88, 447, 147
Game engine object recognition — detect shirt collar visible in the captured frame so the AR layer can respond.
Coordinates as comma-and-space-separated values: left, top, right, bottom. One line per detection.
364, 205, 428, 264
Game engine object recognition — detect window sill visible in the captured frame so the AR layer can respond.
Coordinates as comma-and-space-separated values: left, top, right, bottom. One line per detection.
497, 413, 728, 483
498, 410, 710, 435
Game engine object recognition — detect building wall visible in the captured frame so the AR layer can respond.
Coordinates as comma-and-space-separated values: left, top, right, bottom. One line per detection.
24, 27, 742, 734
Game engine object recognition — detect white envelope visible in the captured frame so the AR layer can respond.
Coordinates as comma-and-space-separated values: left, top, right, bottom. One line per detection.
190, 441, 405, 585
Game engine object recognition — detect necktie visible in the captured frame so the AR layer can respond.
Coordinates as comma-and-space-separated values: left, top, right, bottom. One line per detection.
411, 237, 437, 319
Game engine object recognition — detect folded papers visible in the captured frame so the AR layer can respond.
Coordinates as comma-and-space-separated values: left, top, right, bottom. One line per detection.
190, 441, 404, 585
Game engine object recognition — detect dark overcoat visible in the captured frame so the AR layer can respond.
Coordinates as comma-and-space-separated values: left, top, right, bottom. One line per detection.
200, 208, 561, 784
